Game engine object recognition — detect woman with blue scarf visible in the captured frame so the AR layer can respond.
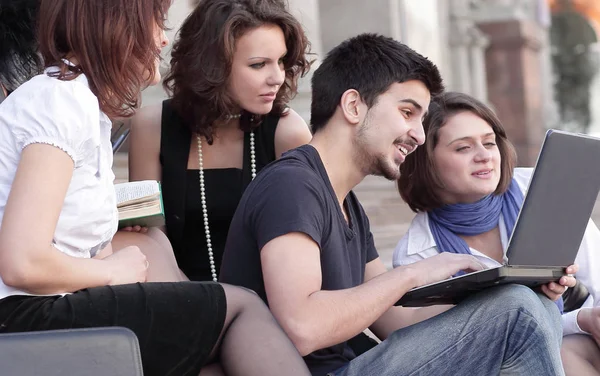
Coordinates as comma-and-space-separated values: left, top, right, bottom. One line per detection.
394, 92, 600, 375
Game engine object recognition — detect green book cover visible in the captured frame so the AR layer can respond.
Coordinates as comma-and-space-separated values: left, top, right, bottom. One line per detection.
117, 181, 165, 229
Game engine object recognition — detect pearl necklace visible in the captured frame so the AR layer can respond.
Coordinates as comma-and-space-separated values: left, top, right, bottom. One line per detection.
196, 130, 256, 282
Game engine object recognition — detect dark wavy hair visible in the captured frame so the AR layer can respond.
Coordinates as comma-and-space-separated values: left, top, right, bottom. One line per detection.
0, 0, 42, 93
398, 92, 517, 213
163, 0, 312, 144
38, 0, 171, 118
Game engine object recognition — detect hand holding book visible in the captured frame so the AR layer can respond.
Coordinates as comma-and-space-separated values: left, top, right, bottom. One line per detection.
120, 225, 149, 233
115, 180, 165, 229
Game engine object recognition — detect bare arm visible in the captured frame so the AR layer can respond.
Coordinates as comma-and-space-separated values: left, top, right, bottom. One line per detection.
365, 257, 453, 340
260, 232, 485, 356
0, 144, 146, 294
274, 108, 312, 158
128, 104, 163, 182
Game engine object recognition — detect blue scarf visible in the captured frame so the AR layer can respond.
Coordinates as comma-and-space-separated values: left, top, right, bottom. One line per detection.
428, 178, 564, 313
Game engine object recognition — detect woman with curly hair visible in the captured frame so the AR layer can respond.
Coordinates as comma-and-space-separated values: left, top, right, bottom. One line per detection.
128, 0, 313, 283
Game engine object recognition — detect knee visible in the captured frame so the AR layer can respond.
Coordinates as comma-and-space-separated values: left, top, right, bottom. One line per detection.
486, 285, 562, 337
220, 284, 269, 314
561, 346, 579, 376
146, 227, 169, 245
561, 340, 577, 363
561, 336, 580, 358
489, 285, 558, 315
562, 334, 600, 362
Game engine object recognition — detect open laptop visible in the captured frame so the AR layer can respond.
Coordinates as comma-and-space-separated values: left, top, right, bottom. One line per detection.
395, 129, 600, 307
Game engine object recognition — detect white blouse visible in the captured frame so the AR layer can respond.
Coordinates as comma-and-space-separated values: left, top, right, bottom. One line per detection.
394, 168, 600, 336
0, 68, 118, 299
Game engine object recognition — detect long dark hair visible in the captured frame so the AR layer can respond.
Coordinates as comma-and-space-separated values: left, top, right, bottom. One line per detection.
163, 0, 312, 144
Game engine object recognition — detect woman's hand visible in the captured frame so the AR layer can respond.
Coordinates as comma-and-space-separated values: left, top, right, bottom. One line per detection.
540, 264, 578, 301
120, 225, 148, 234
103, 245, 148, 285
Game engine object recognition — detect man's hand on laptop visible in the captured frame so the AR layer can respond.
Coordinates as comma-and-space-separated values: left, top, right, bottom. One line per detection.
540, 264, 578, 301
405, 253, 487, 288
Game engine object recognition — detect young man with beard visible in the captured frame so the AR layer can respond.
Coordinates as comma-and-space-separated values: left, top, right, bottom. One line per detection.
220, 33, 571, 376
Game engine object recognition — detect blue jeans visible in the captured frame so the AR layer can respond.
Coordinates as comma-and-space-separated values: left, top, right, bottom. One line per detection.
328, 284, 564, 376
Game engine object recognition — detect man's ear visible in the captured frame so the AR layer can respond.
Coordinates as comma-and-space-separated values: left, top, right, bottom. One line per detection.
339, 89, 364, 125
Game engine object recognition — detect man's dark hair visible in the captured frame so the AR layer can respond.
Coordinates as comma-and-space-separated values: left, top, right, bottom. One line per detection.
310, 33, 444, 133
0, 0, 42, 93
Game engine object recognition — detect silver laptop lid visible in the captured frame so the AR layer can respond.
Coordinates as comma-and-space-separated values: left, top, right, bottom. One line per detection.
507, 130, 600, 267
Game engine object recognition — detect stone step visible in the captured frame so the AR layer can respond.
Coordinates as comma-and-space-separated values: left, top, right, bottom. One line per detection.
354, 176, 398, 193
371, 223, 411, 269
353, 176, 416, 266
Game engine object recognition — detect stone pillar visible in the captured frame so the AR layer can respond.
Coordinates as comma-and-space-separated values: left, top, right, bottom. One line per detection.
317, 0, 451, 89
401, 0, 451, 78
445, 0, 490, 102
473, 0, 552, 165
287, 0, 323, 123
536, 0, 560, 131
318, 0, 397, 54
469, 27, 491, 101
477, 20, 546, 165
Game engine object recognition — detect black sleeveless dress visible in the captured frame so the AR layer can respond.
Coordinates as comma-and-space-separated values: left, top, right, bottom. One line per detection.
160, 99, 280, 281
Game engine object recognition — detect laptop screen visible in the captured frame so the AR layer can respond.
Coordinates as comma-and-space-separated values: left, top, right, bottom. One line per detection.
506, 130, 600, 267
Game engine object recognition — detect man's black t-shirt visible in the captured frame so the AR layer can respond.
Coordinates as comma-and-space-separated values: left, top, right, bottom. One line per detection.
220, 145, 379, 376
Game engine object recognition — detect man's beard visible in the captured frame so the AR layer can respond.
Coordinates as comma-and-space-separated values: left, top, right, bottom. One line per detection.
352, 118, 402, 181
374, 157, 401, 180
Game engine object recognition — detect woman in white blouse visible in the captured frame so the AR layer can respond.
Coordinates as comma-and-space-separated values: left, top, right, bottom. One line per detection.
0, 1, 310, 375
394, 92, 600, 375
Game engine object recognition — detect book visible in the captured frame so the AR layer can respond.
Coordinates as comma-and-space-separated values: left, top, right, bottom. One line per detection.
115, 180, 165, 229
